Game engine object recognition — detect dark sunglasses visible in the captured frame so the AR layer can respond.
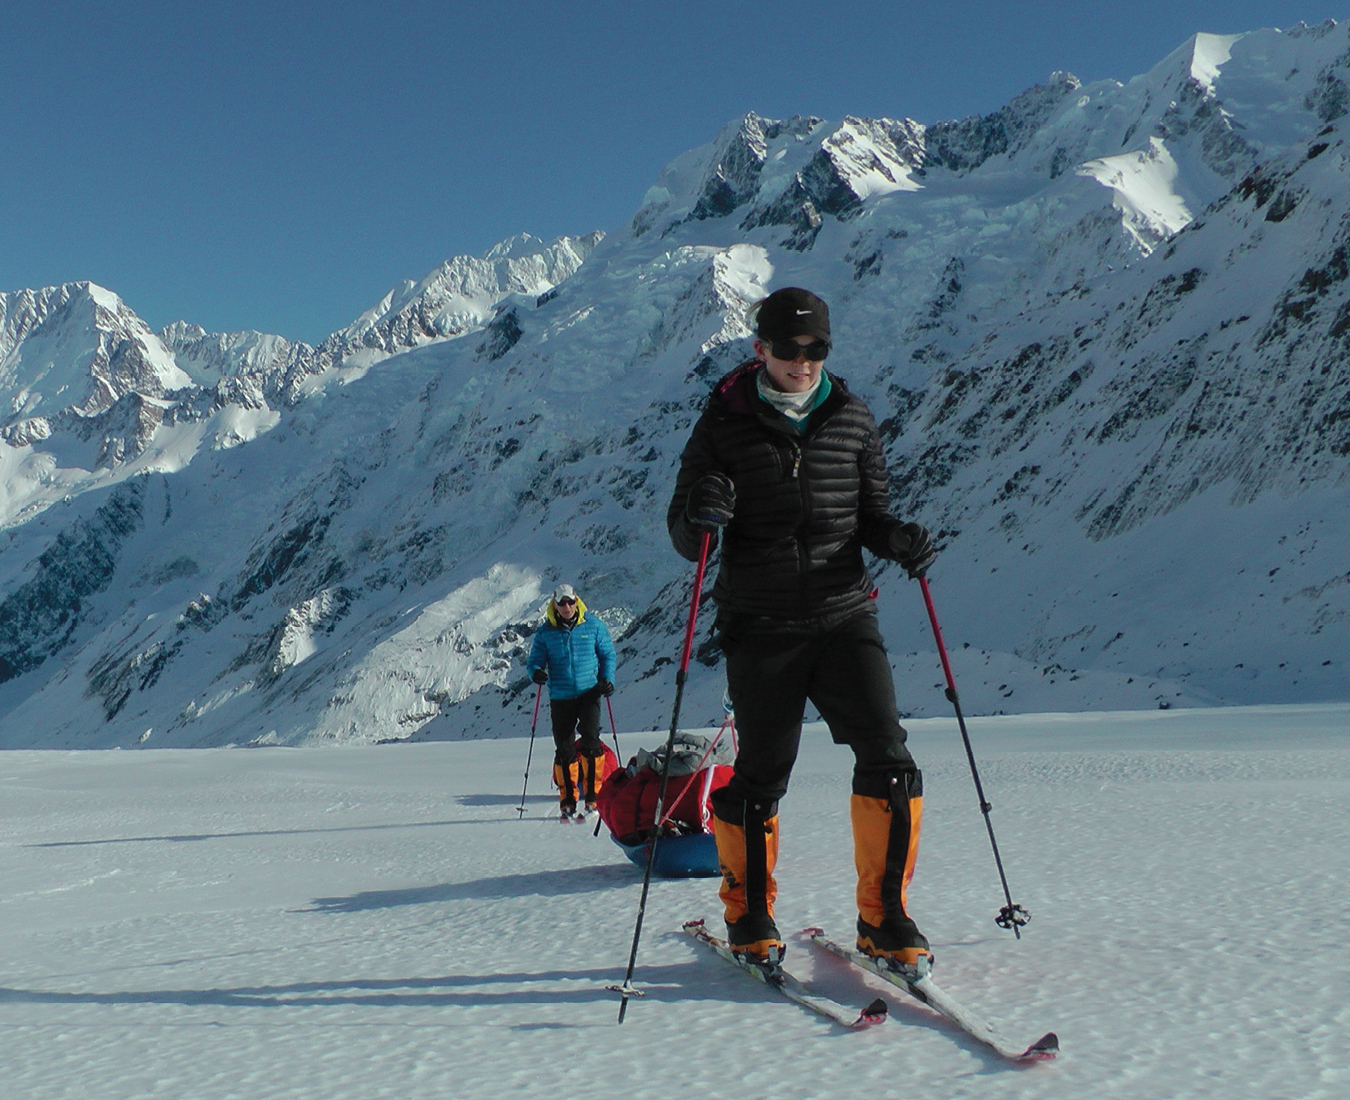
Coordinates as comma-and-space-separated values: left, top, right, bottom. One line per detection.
556, 597, 577, 606
767, 338, 830, 362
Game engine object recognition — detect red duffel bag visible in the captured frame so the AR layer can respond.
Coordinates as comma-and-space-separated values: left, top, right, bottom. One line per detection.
596, 732, 733, 845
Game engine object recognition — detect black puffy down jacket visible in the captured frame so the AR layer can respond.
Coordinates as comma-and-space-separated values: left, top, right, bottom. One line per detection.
668, 361, 909, 626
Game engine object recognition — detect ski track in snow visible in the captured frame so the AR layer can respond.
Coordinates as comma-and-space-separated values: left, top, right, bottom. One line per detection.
0, 704, 1346, 1099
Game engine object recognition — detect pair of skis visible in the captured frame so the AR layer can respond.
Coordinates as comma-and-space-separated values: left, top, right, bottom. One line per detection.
682, 919, 889, 1029
681, 920, 1058, 1064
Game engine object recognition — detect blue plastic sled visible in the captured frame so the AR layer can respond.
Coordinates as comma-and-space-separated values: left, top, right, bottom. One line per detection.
613, 831, 720, 878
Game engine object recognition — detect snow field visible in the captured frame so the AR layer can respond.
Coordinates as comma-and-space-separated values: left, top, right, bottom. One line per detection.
0, 704, 1347, 1098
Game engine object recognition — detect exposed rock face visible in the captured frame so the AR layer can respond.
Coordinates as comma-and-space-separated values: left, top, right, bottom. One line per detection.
161, 323, 311, 406
0, 481, 145, 683
688, 116, 769, 221
924, 72, 1083, 173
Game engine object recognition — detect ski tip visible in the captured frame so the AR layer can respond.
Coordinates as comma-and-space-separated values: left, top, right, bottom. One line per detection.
801, 925, 824, 937
860, 997, 889, 1024
683, 918, 706, 932
1017, 1032, 1059, 1061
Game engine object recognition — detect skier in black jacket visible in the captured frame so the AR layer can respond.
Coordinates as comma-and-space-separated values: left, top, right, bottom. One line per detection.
668, 286, 937, 967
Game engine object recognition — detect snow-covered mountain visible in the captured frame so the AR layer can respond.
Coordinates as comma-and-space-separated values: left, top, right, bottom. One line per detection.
1, 22, 1348, 748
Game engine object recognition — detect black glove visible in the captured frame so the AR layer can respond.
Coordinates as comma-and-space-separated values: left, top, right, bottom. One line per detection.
889, 522, 936, 578
597, 679, 614, 697
531, 667, 549, 685
685, 472, 735, 529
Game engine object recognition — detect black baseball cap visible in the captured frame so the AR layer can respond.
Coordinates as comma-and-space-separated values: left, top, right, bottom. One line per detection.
752, 287, 831, 344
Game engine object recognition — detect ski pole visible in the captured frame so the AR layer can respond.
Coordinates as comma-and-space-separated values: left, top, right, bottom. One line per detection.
587, 698, 626, 838
917, 574, 1030, 938
615, 530, 712, 1023
605, 696, 622, 761
516, 684, 544, 819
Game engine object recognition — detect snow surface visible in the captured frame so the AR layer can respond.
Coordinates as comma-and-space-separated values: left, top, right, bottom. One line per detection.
1188, 33, 1242, 91
1, 703, 1346, 1099
1078, 137, 1193, 249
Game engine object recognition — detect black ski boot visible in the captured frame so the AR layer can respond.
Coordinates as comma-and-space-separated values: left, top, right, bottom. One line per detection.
727, 913, 785, 966
856, 915, 932, 976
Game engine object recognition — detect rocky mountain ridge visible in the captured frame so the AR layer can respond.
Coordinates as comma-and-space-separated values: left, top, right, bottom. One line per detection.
1, 232, 601, 479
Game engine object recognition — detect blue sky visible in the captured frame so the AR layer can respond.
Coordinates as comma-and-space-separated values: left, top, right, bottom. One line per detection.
1, 1, 1343, 343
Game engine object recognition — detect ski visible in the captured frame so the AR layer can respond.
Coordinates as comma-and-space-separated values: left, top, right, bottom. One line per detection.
683, 920, 887, 1030
805, 928, 1058, 1062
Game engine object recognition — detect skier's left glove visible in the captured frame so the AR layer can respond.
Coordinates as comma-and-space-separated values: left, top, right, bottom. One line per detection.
889, 522, 936, 579
597, 679, 614, 697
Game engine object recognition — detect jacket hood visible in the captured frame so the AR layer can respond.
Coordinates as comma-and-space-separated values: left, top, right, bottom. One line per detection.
545, 596, 588, 627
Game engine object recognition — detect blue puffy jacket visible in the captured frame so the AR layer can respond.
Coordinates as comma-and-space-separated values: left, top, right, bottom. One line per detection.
527, 598, 617, 700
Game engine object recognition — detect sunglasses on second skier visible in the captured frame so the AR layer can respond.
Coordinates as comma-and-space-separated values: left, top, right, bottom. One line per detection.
766, 337, 830, 362
556, 597, 577, 606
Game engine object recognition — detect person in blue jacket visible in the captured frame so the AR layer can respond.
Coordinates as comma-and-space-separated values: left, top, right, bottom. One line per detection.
527, 583, 618, 821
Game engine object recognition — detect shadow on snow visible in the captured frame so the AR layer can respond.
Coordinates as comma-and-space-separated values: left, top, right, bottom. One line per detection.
28, 818, 505, 848
303, 862, 638, 912
0, 960, 748, 1012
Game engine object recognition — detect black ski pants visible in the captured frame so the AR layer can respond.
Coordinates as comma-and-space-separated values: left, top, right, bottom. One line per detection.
715, 610, 917, 817
550, 696, 603, 765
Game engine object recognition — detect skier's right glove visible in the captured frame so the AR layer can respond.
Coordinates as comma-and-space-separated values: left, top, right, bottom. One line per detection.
685, 473, 735, 530
889, 522, 936, 579
531, 668, 549, 685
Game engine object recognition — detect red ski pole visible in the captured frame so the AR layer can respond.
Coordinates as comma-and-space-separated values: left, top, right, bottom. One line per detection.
918, 574, 1029, 937
615, 530, 712, 1022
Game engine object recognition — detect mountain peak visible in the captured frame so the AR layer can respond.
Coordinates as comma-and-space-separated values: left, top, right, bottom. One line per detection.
324, 230, 603, 363
483, 232, 545, 260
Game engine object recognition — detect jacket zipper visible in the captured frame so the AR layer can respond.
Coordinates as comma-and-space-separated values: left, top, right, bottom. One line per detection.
788, 440, 810, 587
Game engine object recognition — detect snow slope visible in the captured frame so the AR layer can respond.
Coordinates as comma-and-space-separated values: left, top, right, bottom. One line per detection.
0, 704, 1346, 1098
2, 22, 1350, 747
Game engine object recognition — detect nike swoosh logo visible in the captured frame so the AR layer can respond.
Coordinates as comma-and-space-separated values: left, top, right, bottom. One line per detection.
796, 309, 811, 314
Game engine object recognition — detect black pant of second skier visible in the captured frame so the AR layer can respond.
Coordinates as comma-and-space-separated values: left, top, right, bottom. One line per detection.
551, 696, 604, 812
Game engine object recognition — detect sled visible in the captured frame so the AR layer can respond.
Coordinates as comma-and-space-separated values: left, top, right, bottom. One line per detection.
613, 831, 720, 877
